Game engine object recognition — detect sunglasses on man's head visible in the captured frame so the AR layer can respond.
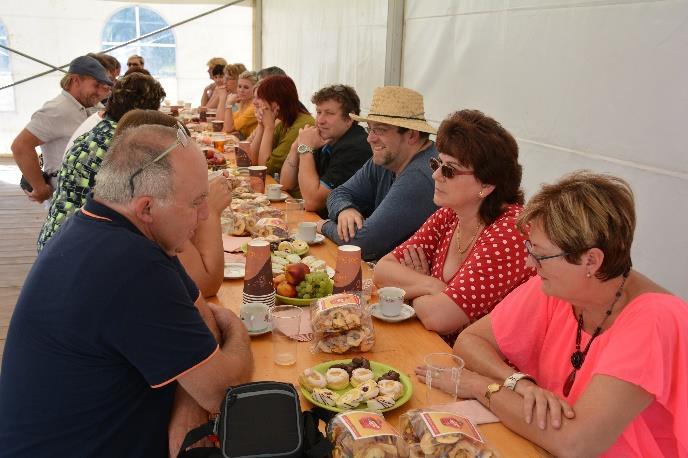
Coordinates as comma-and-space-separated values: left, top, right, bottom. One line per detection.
428, 157, 474, 179
128, 123, 190, 196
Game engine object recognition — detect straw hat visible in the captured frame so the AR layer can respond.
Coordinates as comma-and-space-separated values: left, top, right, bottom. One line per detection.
351, 86, 436, 134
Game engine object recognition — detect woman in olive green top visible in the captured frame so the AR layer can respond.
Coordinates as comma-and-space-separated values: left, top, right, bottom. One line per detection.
251, 75, 314, 176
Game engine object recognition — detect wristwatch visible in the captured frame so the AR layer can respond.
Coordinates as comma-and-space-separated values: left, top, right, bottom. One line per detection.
297, 144, 314, 155
484, 383, 502, 410
503, 372, 536, 390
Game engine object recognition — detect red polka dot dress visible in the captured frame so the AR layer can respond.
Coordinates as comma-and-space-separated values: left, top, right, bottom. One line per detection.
392, 204, 535, 344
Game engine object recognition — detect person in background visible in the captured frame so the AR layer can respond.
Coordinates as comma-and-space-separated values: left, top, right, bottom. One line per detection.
280, 84, 371, 217
213, 63, 248, 117
250, 75, 314, 176
416, 171, 687, 457
11, 55, 113, 203
127, 54, 144, 70
200, 57, 228, 107
88, 53, 120, 89
0, 124, 253, 457
317, 86, 438, 261
63, 53, 126, 152
124, 66, 151, 77
374, 110, 534, 344
256, 66, 286, 80
37, 73, 166, 251
202, 64, 226, 110
218, 70, 258, 139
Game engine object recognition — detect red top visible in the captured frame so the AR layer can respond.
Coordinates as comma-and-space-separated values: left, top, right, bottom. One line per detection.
492, 276, 688, 457
392, 205, 534, 341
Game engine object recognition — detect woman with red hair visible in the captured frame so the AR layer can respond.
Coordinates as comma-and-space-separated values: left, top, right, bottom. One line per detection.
250, 75, 314, 175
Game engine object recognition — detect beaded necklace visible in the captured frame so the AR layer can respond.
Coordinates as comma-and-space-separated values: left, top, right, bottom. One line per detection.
563, 272, 629, 396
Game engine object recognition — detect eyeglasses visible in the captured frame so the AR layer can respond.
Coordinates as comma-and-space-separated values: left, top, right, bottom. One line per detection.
128, 124, 190, 196
429, 157, 474, 179
524, 240, 570, 268
364, 125, 390, 136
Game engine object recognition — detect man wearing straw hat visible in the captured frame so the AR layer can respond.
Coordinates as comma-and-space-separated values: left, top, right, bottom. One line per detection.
317, 86, 439, 261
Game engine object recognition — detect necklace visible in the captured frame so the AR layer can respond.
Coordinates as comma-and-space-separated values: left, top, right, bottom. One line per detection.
456, 221, 483, 254
563, 272, 629, 396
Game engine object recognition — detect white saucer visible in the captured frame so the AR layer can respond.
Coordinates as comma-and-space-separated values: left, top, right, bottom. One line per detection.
268, 192, 289, 202
224, 262, 246, 279
308, 234, 326, 245
246, 324, 272, 337
370, 303, 416, 323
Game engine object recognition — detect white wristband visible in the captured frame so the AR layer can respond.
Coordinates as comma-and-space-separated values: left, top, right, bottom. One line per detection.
503, 372, 535, 390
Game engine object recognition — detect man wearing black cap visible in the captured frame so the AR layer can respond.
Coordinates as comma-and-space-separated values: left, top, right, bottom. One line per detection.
11, 55, 113, 203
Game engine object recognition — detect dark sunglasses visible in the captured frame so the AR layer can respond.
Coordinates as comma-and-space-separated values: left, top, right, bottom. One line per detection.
429, 157, 474, 179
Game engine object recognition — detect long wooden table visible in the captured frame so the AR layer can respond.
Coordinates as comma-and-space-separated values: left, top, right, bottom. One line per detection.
208, 173, 548, 457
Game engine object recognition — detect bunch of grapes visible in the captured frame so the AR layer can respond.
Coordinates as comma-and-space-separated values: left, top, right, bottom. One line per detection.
296, 272, 334, 299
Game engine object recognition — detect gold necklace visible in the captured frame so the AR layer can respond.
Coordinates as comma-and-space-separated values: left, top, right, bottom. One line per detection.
456, 221, 483, 254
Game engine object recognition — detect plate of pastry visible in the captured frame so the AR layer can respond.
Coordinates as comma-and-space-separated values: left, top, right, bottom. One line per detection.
299, 357, 413, 413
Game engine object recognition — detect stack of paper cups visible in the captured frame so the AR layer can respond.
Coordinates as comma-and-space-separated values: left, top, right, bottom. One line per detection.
333, 245, 363, 293
242, 239, 276, 307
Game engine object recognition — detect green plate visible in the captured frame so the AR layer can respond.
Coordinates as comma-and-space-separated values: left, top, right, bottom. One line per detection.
275, 294, 316, 307
300, 359, 413, 413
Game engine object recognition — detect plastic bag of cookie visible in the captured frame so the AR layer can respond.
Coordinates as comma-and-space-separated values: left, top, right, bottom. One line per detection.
328, 411, 409, 458
399, 409, 497, 457
311, 293, 375, 354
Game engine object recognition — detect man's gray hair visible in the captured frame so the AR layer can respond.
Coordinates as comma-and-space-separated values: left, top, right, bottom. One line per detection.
94, 125, 177, 204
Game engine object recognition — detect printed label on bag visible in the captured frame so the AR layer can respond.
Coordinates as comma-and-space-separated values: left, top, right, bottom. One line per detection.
420, 412, 484, 443
340, 411, 400, 440
314, 293, 361, 314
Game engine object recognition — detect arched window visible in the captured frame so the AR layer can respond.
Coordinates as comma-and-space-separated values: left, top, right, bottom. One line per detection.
0, 20, 15, 111
101, 6, 176, 78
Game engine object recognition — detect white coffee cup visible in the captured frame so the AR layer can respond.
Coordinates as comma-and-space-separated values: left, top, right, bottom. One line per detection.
296, 222, 317, 243
240, 302, 270, 332
267, 183, 283, 200
377, 287, 406, 317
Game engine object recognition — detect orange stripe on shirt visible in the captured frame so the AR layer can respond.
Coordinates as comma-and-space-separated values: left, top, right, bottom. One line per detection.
80, 208, 112, 222
150, 344, 220, 389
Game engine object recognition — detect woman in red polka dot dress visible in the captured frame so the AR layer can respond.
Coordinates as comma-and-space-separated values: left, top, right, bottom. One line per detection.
374, 110, 535, 345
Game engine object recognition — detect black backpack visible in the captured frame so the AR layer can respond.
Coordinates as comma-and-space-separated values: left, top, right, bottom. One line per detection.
178, 381, 333, 458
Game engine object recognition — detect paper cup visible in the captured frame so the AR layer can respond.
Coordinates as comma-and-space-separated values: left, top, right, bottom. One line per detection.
243, 240, 275, 298
248, 165, 267, 193
333, 245, 362, 293
235, 141, 252, 167
211, 120, 224, 132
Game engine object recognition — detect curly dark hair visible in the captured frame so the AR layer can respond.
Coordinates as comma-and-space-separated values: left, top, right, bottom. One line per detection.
104, 73, 166, 122
311, 84, 361, 118
436, 109, 524, 225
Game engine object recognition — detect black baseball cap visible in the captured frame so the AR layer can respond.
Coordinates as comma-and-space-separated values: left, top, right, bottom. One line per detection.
68, 55, 113, 86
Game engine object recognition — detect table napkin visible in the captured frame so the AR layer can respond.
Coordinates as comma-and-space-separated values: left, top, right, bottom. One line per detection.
222, 234, 252, 253
427, 400, 500, 425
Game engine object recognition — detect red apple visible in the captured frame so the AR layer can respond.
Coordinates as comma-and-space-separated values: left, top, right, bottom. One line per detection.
204, 149, 214, 159
285, 263, 310, 286
276, 281, 297, 298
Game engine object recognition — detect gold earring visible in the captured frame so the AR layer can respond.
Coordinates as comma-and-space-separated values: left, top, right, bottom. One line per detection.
478, 190, 484, 198
586, 272, 592, 278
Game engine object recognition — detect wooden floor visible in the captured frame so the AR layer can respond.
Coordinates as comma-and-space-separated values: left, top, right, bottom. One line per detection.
0, 157, 47, 362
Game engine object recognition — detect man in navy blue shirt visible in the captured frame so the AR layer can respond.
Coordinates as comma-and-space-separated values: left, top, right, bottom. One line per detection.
0, 124, 253, 457
317, 86, 439, 261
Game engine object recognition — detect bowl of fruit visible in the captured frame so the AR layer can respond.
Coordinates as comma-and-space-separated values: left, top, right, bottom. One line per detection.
274, 262, 334, 306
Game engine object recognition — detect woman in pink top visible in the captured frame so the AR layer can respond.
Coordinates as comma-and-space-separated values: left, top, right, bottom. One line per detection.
417, 171, 687, 457
374, 110, 534, 344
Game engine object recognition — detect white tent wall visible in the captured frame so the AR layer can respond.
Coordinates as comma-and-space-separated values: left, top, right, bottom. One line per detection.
262, 0, 687, 298
261, 0, 388, 113
0, 1, 252, 154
